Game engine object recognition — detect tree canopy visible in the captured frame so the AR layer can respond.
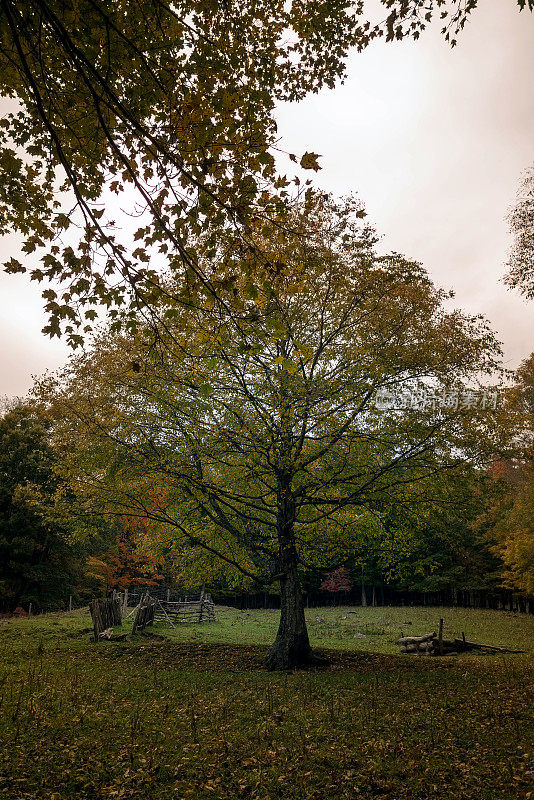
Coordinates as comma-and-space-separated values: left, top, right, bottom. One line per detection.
41, 198, 503, 666
1, 0, 532, 344
0, 0, 373, 343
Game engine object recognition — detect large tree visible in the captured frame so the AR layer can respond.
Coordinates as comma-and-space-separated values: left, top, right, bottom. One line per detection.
0, 402, 83, 611
43, 199, 502, 668
2, 0, 532, 343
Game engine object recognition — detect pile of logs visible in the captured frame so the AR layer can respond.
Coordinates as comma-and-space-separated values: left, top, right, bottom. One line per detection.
397, 630, 458, 656
397, 619, 525, 656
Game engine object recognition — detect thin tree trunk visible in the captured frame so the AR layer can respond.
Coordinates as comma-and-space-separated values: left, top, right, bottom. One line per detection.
361, 564, 367, 607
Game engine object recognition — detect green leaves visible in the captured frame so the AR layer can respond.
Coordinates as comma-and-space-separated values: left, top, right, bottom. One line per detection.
198, 383, 213, 398
2, 0, 529, 344
275, 357, 298, 373
0, 403, 81, 611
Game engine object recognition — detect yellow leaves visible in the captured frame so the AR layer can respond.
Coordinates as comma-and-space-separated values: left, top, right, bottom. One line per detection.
85, 556, 111, 587
273, 175, 290, 189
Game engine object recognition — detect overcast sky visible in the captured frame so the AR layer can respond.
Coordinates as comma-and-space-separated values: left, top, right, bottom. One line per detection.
0, 0, 532, 400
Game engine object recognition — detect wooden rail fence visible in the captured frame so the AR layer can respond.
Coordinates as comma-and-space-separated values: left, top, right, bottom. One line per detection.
153, 595, 215, 626
89, 587, 216, 639
129, 590, 216, 632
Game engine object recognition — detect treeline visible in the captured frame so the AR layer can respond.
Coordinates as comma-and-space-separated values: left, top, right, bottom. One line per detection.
1, 351, 532, 614
216, 586, 532, 614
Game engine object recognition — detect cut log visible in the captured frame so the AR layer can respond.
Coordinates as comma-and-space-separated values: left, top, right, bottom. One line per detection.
421, 641, 435, 651
399, 630, 525, 657
397, 633, 436, 645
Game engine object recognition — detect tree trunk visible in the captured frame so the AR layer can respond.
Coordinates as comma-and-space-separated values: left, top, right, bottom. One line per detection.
266, 464, 323, 671
265, 562, 314, 670
361, 564, 367, 607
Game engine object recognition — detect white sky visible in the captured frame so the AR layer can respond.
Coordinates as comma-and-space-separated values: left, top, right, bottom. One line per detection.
0, 0, 533, 398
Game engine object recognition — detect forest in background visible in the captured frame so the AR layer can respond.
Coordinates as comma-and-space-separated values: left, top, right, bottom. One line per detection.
1, 350, 532, 615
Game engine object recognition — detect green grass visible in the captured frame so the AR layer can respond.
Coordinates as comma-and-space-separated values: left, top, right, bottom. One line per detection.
151, 604, 534, 654
0, 606, 532, 800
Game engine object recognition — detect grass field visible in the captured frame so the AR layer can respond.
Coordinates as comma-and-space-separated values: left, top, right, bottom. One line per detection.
0, 605, 532, 800
152, 604, 534, 654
